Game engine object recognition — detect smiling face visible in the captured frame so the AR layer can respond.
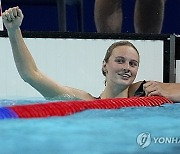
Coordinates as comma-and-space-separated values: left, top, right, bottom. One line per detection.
103, 44, 139, 87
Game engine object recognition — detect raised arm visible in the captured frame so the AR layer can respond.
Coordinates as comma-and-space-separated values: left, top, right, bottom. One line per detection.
2, 7, 93, 100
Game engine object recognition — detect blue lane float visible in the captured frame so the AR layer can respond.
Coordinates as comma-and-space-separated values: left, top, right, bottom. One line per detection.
0, 96, 173, 119
0, 107, 19, 119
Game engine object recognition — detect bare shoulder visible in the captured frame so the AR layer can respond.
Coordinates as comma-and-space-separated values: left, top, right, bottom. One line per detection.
128, 81, 143, 97
64, 86, 96, 100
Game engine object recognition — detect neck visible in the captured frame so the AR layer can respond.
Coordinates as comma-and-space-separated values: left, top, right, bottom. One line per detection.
100, 84, 129, 99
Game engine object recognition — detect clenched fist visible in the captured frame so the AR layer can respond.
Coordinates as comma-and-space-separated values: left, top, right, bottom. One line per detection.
2, 6, 23, 32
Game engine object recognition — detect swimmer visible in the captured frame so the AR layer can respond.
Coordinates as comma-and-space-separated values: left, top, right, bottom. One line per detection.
2, 7, 180, 102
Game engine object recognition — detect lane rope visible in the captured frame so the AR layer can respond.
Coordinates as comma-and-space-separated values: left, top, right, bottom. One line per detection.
0, 96, 173, 119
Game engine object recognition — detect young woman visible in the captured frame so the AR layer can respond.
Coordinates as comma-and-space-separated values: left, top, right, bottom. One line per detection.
2, 7, 180, 102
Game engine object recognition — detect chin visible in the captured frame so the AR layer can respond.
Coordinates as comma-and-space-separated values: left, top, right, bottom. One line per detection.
118, 80, 132, 86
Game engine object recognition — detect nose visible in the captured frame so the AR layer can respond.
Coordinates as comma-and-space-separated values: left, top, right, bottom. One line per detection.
123, 61, 130, 70
122, 64, 130, 73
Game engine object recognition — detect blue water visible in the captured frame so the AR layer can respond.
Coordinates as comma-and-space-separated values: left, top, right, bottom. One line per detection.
0, 99, 180, 154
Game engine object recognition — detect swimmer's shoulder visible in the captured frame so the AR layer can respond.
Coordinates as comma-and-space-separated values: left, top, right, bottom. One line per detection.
63, 86, 96, 101
76, 91, 96, 100
128, 81, 144, 97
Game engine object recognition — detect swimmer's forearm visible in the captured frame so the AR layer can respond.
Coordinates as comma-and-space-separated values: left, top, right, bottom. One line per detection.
163, 83, 180, 102
143, 81, 180, 102
8, 28, 38, 80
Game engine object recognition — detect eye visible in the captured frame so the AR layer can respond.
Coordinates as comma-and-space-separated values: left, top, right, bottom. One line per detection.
129, 61, 139, 67
115, 57, 125, 64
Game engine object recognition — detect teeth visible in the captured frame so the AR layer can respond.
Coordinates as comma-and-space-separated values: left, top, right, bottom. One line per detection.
122, 74, 130, 77
120, 74, 131, 78
123, 75, 129, 78
117, 73, 131, 78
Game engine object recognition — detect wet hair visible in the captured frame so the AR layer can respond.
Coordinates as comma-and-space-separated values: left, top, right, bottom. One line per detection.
102, 41, 139, 76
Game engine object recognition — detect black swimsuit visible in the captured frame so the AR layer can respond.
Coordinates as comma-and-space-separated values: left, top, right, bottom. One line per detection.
134, 80, 146, 97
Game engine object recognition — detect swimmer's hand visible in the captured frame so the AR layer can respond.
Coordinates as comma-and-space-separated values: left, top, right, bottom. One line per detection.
143, 81, 168, 97
2, 6, 23, 32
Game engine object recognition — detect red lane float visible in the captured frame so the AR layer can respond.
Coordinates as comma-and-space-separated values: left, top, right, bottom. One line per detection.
0, 96, 172, 119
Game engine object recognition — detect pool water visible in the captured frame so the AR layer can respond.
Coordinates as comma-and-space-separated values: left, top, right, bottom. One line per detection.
0, 99, 180, 154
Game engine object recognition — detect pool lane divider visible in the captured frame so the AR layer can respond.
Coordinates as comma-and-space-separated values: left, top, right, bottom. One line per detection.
0, 96, 173, 119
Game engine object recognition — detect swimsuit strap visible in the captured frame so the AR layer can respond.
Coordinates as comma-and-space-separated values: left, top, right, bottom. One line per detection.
134, 80, 146, 97
95, 96, 101, 99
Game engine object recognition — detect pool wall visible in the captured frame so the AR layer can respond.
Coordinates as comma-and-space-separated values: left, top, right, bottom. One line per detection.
0, 32, 174, 98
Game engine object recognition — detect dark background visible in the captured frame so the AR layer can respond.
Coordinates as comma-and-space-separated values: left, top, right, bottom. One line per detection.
1, 0, 180, 34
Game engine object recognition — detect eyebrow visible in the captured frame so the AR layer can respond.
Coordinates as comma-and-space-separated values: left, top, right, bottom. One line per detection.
115, 56, 139, 63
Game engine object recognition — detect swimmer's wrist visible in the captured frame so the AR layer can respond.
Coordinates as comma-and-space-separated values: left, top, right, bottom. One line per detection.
7, 28, 21, 36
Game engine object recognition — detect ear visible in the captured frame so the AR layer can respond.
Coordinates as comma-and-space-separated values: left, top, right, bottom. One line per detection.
102, 60, 108, 75
102, 60, 106, 70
